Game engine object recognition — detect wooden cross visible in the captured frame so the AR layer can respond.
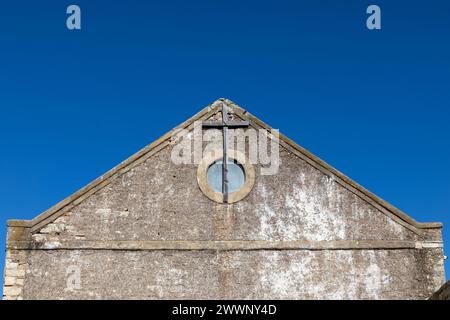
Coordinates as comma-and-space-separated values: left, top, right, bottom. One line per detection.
202, 103, 249, 203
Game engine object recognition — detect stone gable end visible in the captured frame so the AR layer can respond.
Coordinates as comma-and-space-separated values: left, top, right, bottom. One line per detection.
3, 99, 445, 300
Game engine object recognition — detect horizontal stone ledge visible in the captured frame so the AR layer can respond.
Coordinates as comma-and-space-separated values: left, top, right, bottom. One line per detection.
6, 240, 443, 251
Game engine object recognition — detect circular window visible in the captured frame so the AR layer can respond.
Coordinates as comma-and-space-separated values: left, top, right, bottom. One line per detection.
207, 160, 245, 193
197, 149, 255, 204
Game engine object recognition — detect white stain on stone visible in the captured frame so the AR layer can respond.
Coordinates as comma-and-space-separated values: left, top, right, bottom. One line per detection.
32, 234, 47, 242
258, 251, 314, 298
42, 241, 62, 249
119, 210, 129, 217
153, 264, 189, 298
256, 250, 392, 299
385, 216, 406, 236
360, 251, 392, 299
95, 208, 112, 216
257, 172, 347, 241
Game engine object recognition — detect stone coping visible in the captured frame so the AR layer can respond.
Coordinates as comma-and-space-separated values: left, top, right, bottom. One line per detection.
7, 240, 444, 251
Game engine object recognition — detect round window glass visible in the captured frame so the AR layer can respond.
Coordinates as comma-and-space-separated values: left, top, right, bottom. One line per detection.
207, 160, 245, 193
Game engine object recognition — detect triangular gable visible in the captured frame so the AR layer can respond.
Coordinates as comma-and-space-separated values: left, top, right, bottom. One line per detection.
8, 98, 441, 236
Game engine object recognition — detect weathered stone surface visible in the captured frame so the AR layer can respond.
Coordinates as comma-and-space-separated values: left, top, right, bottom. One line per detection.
22, 248, 440, 300
2, 249, 27, 300
4, 277, 15, 286
2, 99, 446, 300
3, 287, 22, 297
5, 268, 26, 278
29, 146, 420, 243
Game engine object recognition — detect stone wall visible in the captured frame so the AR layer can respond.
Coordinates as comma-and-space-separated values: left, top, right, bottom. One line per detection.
2, 101, 446, 300
2, 250, 27, 300
18, 248, 443, 300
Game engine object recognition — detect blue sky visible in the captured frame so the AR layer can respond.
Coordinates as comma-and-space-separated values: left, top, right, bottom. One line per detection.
0, 1, 449, 294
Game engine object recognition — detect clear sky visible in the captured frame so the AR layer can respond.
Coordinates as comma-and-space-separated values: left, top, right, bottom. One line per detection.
0, 1, 449, 294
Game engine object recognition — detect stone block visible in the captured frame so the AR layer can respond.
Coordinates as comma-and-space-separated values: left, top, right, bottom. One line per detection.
3, 286, 22, 297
